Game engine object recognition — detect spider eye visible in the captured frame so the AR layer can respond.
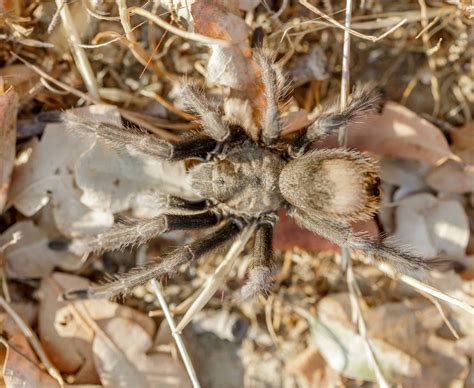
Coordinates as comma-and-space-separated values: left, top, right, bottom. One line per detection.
216, 177, 225, 186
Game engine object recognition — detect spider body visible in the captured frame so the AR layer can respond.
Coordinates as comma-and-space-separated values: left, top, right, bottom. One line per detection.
63, 52, 431, 301
189, 139, 285, 218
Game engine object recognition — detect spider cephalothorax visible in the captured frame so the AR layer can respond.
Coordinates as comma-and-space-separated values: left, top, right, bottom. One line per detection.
62, 52, 430, 301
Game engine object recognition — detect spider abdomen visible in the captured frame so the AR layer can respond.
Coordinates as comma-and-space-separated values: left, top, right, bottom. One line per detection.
279, 149, 381, 222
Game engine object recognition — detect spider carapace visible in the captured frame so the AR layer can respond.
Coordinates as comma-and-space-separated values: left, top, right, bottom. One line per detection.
62, 52, 430, 301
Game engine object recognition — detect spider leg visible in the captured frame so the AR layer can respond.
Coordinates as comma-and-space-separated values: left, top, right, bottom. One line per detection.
180, 83, 230, 142
291, 208, 430, 275
70, 210, 220, 255
289, 86, 383, 156
241, 222, 276, 299
62, 219, 244, 300
63, 111, 217, 160
254, 50, 284, 145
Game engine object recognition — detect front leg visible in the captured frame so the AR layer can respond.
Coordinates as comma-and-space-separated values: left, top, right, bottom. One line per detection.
254, 50, 285, 145
288, 86, 383, 157
64, 111, 218, 160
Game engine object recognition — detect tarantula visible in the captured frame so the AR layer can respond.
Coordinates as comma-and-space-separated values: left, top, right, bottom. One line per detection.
62, 53, 431, 301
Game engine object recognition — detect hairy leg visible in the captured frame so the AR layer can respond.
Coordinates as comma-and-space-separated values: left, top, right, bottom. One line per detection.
180, 82, 230, 142
254, 50, 285, 145
288, 86, 383, 156
70, 211, 220, 255
241, 222, 276, 299
291, 208, 430, 275
63, 111, 218, 160
62, 219, 244, 300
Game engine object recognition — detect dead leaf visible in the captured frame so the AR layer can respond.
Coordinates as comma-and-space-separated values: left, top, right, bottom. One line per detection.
8, 106, 113, 236
38, 272, 188, 386
429, 272, 474, 336
286, 45, 328, 87
344, 102, 455, 164
75, 133, 192, 214
299, 305, 421, 383
2, 339, 57, 388
285, 346, 327, 386
2, 302, 56, 388
449, 122, 474, 151
0, 220, 80, 278
93, 317, 191, 388
379, 157, 430, 189
191, 0, 253, 90
0, 88, 18, 212
9, 104, 192, 237
425, 159, 474, 193
392, 193, 469, 258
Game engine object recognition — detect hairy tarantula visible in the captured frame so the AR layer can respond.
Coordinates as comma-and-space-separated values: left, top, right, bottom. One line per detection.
62, 53, 432, 301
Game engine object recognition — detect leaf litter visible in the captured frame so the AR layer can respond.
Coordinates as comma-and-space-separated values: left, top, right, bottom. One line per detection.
0, 0, 473, 387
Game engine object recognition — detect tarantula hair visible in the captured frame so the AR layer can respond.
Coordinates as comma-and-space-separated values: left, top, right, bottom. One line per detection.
62, 52, 435, 301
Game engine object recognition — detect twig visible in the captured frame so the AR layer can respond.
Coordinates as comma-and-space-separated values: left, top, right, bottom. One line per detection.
338, 0, 352, 146
54, 0, 99, 99
300, 0, 407, 42
0, 296, 64, 387
374, 262, 474, 315
0, 231, 21, 303
417, 0, 441, 116
176, 223, 256, 332
47, 0, 66, 34
424, 294, 460, 339
10, 53, 177, 140
129, 7, 231, 47
133, 245, 200, 388
150, 280, 201, 388
116, 0, 135, 42
338, 2, 390, 386
346, 260, 390, 388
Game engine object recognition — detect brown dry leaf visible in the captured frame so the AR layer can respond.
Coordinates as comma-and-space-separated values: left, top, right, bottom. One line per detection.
449, 122, 474, 151
38, 272, 188, 387
9, 104, 191, 237
75, 129, 192, 214
300, 303, 422, 383
429, 272, 474, 336
2, 339, 56, 388
2, 303, 56, 388
285, 346, 327, 386
345, 101, 455, 165
426, 123, 474, 193
400, 335, 469, 388
8, 106, 113, 237
0, 87, 18, 212
93, 317, 191, 388
191, 0, 254, 90
425, 159, 474, 193
0, 220, 80, 278
186, 0, 269, 139
312, 293, 470, 386
392, 193, 469, 258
